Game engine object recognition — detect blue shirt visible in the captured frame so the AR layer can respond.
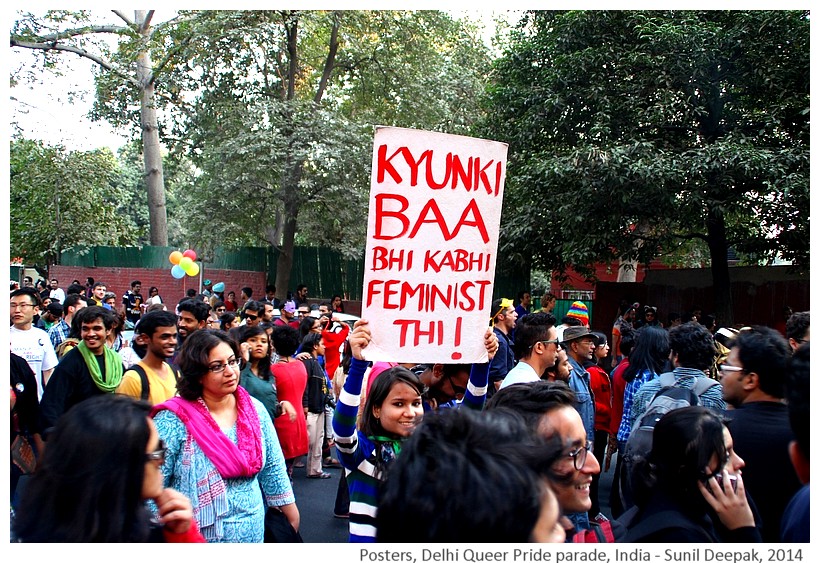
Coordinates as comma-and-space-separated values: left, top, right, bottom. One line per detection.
616, 369, 658, 442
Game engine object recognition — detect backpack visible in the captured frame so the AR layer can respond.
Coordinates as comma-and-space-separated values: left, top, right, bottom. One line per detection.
620, 372, 719, 508
128, 363, 181, 401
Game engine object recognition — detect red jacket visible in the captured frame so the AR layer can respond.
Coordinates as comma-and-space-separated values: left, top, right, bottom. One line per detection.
587, 364, 612, 432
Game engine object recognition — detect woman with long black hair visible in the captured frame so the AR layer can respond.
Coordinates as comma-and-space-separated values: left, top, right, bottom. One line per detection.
13, 394, 204, 542
620, 407, 761, 542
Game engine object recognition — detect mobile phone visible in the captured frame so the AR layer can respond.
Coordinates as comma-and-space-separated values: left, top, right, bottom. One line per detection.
714, 473, 738, 492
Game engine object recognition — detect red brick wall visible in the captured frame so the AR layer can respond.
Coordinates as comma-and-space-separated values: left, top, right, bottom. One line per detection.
50, 266, 266, 304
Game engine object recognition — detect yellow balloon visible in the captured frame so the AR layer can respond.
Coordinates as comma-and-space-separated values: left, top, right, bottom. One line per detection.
187, 263, 200, 277
169, 250, 183, 265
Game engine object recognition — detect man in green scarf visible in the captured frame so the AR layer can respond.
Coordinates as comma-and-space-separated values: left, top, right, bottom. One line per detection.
39, 306, 125, 436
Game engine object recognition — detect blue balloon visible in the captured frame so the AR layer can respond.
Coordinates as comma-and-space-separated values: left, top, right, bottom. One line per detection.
171, 265, 186, 279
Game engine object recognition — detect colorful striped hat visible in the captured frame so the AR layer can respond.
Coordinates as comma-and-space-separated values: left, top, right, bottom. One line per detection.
566, 301, 589, 326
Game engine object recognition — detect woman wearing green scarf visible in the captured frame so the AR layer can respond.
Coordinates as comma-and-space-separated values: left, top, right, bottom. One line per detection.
40, 306, 125, 432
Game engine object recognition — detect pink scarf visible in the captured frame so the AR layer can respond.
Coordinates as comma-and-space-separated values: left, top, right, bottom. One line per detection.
152, 385, 263, 478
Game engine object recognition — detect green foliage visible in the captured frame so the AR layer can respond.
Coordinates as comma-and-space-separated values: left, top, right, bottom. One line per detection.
10, 138, 138, 265
478, 10, 810, 281
157, 10, 491, 255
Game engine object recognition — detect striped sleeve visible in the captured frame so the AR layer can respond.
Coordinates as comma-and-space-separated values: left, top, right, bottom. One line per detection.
461, 362, 489, 411
333, 356, 368, 462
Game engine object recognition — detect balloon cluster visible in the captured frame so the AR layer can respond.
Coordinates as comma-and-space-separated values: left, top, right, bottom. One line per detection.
169, 249, 199, 279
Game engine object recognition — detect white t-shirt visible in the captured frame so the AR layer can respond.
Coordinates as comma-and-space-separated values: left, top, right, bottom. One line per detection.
49, 287, 66, 304
10, 326, 59, 400
499, 360, 540, 390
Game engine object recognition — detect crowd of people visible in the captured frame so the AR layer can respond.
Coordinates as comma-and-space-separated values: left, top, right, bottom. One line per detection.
9, 275, 810, 544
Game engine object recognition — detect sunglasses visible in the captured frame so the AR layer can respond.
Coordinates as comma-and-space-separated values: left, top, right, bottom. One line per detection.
530, 338, 560, 350
245, 314, 258, 321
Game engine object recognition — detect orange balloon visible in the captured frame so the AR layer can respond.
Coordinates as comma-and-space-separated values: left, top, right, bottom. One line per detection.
169, 250, 183, 265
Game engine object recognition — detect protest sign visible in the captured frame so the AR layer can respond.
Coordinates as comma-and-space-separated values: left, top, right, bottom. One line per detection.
361, 126, 508, 363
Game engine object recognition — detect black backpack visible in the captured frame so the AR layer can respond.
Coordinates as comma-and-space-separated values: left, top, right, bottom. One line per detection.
620, 372, 719, 508
128, 362, 181, 401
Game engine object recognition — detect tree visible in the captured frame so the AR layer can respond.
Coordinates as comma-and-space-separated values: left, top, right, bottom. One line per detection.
479, 11, 809, 325
163, 10, 491, 298
11, 10, 173, 245
10, 138, 137, 266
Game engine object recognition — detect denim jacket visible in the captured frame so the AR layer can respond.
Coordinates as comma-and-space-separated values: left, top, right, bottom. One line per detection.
567, 355, 595, 443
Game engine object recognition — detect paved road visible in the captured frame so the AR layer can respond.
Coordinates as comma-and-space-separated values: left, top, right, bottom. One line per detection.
290, 453, 349, 543
290, 449, 619, 543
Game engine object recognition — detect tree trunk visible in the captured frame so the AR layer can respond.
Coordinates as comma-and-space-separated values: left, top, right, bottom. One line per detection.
706, 208, 734, 327
274, 156, 304, 302
136, 11, 168, 246
274, 212, 298, 303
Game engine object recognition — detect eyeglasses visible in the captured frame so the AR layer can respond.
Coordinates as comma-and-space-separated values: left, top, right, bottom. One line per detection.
145, 440, 167, 463
446, 373, 467, 399
718, 364, 745, 373
10, 303, 35, 310
216, 308, 226, 313
530, 338, 560, 349
566, 441, 593, 470
208, 358, 241, 373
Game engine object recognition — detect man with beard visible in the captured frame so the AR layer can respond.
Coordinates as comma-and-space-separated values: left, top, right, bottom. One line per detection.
175, 298, 209, 350
561, 326, 599, 444
39, 306, 125, 433
410, 329, 499, 411
116, 310, 180, 405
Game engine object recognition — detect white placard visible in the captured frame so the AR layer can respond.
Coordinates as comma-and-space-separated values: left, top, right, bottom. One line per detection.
361, 126, 508, 364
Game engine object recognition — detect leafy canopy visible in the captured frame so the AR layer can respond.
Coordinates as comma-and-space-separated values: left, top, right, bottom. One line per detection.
478, 10, 809, 280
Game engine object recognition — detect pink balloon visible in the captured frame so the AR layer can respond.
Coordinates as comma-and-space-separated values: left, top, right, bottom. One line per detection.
182, 249, 197, 261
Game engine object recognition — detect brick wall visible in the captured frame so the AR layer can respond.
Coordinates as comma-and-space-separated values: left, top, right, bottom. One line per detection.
50, 266, 266, 304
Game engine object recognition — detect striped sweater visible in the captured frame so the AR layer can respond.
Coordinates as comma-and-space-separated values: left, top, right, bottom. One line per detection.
332, 356, 389, 542
332, 357, 490, 542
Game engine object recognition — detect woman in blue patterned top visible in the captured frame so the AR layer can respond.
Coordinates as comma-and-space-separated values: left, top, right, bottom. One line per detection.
152, 329, 298, 542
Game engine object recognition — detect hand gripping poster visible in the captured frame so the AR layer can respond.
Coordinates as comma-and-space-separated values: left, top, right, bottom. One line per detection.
361, 126, 508, 364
